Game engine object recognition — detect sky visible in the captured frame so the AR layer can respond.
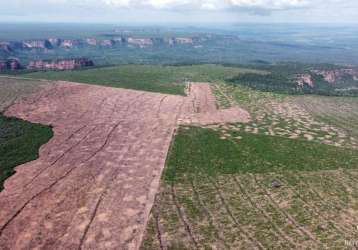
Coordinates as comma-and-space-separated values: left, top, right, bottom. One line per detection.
0, 0, 357, 24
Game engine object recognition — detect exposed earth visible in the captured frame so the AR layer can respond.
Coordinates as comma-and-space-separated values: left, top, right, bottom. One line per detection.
0, 81, 249, 249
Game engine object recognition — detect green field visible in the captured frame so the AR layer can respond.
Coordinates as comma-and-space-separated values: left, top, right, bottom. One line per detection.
0, 116, 53, 190
141, 126, 358, 249
22, 64, 264, 95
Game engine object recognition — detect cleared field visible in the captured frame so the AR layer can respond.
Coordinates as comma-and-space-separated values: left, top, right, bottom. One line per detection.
21, 64, 264, 95
0, 82, 183, 249
0, 81, 248, 249
141, 126, 358, 249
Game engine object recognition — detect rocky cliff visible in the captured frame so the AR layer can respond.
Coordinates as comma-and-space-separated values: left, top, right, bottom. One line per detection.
0, 35, 206, 54
127, 37, 154, 48
27, 58, 94, 70
312, 68, 358, 83
23, 40, 53, 49
0, 59, 22, 71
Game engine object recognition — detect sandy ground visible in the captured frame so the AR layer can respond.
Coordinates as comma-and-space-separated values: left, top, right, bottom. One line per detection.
0, 81, 249, 250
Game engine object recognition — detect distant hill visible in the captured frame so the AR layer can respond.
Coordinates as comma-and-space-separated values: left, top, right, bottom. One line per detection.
228, 64, 358, 97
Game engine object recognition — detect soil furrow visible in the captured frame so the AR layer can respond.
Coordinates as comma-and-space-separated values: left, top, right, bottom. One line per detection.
171, 183, 199, 249
252, 174, 325, 248
209, 177, 265, 250
232, 176, 298, 249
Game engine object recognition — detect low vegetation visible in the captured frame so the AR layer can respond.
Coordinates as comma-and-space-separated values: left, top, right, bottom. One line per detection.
141, 81, 358, 249
141, 126, 358, 249
0, 116, 53, 190
228, 63, 358, 97
22, 64, 264, 95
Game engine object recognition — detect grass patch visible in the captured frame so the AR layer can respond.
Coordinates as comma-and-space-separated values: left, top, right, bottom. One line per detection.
142, 126, 358, 249
164, 126, 358, 183
0, 115, 53, 190
21, 64, 264, 95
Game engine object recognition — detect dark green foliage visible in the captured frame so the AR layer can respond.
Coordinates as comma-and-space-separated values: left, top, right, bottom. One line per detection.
0, 115, 53, 190
164, 126, 358, 183
228, 73, 301, 94
228, 63, 358, 96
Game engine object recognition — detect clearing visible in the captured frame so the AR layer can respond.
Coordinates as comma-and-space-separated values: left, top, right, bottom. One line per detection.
0, 79, 248, 249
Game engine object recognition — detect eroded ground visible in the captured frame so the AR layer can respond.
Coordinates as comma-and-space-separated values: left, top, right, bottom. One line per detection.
0, 80, 248, 249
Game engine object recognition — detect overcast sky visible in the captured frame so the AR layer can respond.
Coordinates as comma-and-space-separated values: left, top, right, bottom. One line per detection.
0, 0, 357, 24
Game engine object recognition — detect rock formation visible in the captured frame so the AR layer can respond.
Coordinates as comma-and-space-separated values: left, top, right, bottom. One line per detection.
0, 59, 22, 71
312, 68, 358, 83
23, 40, 52, 49
127, 37, 154, 48
296, 74, 314, 87
27, 58, 94, 70
60, 39, 82, 48
86, 38, 98, 46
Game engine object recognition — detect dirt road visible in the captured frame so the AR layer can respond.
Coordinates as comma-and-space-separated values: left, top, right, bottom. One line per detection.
0, 81, 249, 249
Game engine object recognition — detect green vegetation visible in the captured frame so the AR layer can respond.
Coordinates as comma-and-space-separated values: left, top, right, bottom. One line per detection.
141, 126, 358, 249
22, 64, 263, 95
165, 127, 358, 182
228, 63, 358, 97
0, 115, 53, 190
229, 72, 301, 94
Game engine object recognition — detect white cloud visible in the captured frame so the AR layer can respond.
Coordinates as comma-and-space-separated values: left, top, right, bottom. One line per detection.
100, 0, 311, 10
0, 0, 357, 23
103, 0, 131, 7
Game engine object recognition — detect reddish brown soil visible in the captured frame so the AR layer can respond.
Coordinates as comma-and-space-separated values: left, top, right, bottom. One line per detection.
0, 81, 249, 250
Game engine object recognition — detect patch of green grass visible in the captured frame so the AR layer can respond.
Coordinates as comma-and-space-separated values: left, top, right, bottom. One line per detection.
142, 125, 358, 249
0, 115, 53, 190
164, 126, 358, 183
22, 64, 264, 95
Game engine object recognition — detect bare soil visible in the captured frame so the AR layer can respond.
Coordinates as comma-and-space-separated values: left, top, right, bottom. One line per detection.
0, 81, 249, 249
179, 83, 250, 125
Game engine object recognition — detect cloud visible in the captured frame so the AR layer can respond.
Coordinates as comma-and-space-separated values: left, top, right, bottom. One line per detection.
0, 0, 357, 23
100, 0, 311, 10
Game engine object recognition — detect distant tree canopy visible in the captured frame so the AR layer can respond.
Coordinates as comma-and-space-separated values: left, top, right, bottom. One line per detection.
228, 68, 358, 97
